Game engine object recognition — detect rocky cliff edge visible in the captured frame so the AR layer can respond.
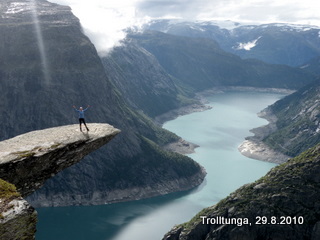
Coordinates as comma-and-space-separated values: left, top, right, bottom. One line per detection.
0, 123, 120, 239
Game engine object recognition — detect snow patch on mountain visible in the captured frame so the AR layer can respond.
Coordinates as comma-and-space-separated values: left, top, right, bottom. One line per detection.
234, 36, 262, 51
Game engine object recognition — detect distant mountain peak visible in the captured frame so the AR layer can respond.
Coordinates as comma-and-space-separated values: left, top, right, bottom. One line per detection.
145, 19, 320, 66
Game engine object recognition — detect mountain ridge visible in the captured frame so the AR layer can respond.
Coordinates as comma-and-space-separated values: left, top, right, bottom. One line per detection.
146, 20, 320, 67
128, 30, 316, 92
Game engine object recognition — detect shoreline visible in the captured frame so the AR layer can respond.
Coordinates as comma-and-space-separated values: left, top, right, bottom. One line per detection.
238, 107, 290, 164
30, 167, 207, 207
154, 102, 212, 126
156, 86, 294, 126
157, 86, 294, 159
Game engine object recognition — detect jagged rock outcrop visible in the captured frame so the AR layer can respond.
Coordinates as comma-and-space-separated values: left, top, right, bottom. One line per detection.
0, 123, 120, 197
0, 179, 37, 240
163, 144, 320, 240
0, 123, 119, 239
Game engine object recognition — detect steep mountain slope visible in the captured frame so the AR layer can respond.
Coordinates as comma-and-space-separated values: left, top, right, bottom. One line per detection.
163, 143, 320, 240
262, 79, 320, 157
0, 0, 205, 206
301, 56, 320, 76
102, 42, 196, 118
147, 20, 320, 67
129, 31, 315, 91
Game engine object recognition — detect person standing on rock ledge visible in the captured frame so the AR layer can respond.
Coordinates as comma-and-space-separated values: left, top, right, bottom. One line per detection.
73, 105, 90, 132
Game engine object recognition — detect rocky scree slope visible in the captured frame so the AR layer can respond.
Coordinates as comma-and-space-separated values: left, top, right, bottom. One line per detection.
163, 143, 320, 240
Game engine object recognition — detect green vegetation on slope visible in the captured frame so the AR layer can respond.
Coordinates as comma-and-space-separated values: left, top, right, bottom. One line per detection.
164, 143, 320, 240
0, 179, 37, 240
0, 179, 20, 214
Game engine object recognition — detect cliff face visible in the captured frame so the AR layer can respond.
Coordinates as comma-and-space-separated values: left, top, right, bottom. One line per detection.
102, 42, 194, 118
0, 0, 206, 207
163, 144, 320, 240
0, 124, 119, 240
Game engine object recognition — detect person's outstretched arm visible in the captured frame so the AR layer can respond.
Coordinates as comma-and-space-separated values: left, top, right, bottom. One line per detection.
84, 105, 90, 111
72, 105, 79, 111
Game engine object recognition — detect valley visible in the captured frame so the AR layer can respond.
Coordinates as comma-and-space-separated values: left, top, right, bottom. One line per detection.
36, 91, 281, 240
1, 1, 320, 239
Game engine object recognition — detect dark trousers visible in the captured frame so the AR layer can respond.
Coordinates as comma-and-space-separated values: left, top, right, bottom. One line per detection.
79, 118, 89, 131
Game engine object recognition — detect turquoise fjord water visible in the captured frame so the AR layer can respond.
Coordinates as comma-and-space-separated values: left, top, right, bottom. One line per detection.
36, 91, 284, 240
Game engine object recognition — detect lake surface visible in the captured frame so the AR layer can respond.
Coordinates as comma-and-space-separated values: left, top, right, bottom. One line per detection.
36, 91, 284, 240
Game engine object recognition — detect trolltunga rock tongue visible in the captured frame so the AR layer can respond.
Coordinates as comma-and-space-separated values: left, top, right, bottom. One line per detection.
0, 123, 120, 197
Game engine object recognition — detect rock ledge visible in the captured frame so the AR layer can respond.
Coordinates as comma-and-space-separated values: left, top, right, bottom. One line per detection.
0, 123, 120, 197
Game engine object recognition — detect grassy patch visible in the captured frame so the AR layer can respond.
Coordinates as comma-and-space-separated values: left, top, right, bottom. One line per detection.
0, 179, 21, 213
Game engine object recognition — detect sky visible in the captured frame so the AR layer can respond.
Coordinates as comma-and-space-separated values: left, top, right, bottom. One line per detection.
49, 0, 320, 55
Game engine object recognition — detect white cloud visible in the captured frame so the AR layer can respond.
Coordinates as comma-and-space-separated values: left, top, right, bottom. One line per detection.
50, 0, 149, 56
49, 0, 320, 55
